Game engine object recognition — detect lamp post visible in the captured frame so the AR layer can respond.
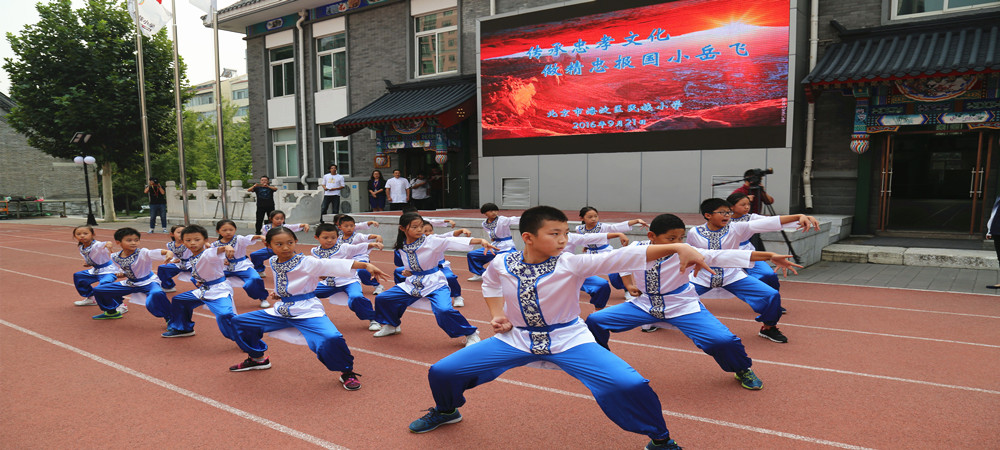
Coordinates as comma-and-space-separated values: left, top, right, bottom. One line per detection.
71, 132, 97, 226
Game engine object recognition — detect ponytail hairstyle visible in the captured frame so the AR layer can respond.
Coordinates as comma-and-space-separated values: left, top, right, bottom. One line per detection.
394, 212, 424, 251
72, 225, 96, 245
267, 209, 286, 223
265, 225, 297, 244
578, 206, 598, 224
726, 192, 749, 207
215, 219, 237, 238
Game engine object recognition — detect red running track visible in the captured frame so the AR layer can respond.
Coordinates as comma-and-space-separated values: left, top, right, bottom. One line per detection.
1, 223, 997, 449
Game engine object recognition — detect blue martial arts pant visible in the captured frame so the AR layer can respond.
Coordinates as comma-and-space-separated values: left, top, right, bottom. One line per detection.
167, 291, 238, 340
156, 263, 189, 290
224, 268, 269, 301
427, 338, 671, 441
746, 260, 780, 291
394, 266, 462, 297
694, 277, 782, 326
250, 247, 274, 274
93, 281, 170, 318
374, 286, 476, 338
315, 281, 376, 321
357, 268, 380, 287
73, 271, 117, 298
585, 301, 752, 373
466, 248, 513, 276
230, 310, 354, 372
582, 276, 611, 309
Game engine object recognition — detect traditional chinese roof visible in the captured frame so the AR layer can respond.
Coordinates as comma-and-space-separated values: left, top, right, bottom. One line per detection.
0, 92, 15, 117
332, 76, 477, 136
803, 12, 1000, 86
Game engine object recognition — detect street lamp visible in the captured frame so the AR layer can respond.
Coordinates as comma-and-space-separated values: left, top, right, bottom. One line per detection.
71, 132, 97, 226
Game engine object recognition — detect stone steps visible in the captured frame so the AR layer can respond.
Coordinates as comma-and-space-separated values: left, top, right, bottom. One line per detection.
822, 244, 998, 270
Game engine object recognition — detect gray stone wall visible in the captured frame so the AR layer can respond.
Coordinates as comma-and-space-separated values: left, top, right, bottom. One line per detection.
246, 37, 270, 181
0, 118, 97, 202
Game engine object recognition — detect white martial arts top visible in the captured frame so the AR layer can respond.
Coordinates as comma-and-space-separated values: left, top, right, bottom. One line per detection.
311, 242, 371, 287
212, 235, 257, 272
79, 240, 120, 275
686, 216, 782, 288
267, 253, 356, 319
572, 221, 633, 253
110, 248, 163, 287
481, 215, 520, 251
339, 231, 376, 263
166, 240, 194, 270
186, 249, 234, 300
396, 234, 475, 297
482, 245, 647, 354
262, 223, 307, 235
625, 241, 753, 319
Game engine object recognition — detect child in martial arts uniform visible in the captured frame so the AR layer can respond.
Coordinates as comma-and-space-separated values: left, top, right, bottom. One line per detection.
373, 213, 497, 346
335, 215, 384, 294
228, 227, 389, 391
213, 219, 270, 308
586, 214, 801, 390
687, 198, 819, 343
407, 206, 712, 450
249, 210, 310, 277
92, 227, 174, 320
395, 221, 472, 307
162, 225, 239, 339
310, 223, 384, 331
727, 193, 782, 290
466, 203, 518, 281
158, 225, 193, 293
574, 206, 649, 300
71, 225, 120, 307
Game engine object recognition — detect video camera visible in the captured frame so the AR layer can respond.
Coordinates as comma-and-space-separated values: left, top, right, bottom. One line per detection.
744, 168, 773, 186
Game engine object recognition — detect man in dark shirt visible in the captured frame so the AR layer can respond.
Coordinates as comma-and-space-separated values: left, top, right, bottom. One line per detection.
247, 175, 278, 234
145, 178, 167, 233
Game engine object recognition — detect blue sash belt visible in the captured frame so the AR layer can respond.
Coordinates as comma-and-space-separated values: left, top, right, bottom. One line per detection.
280, 292, 316, 303
516, 318, 579, 333
201, 276, 227, 287
128, 272, 153, 283
648, 282, 692, 297
492, 236, 513, 242
411, 267, 440, 276
739, 239, 751, 246
229, 256, 248, 263
92, 260, 113, 269
587, 244, 610, 252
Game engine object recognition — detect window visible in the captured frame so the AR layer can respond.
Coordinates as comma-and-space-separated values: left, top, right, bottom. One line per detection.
232, 88, 248, 100
893, 0, 998, 18
414, 9, 458, 77
273, 128, 299, 177
187, 92, 213, 107
269, 46, 295, 98
319, 125, 350, 176
317, 33, 347, 90
197, 111, 215, 121
235, 106, 249, 117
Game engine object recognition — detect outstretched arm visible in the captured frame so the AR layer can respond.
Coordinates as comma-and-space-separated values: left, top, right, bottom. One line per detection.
644, 243, 715, 277
750, 251, 802, 277
351, 261, 389, 283
778, 214, 820, 232
628, 219, 650, 228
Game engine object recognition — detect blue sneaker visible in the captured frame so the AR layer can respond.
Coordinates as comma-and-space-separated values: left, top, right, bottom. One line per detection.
92, 311, 123, 320
408, 407, 462, 433
645, 438, 682, 449
162, 329, 196, 338
735, 368, 763, 390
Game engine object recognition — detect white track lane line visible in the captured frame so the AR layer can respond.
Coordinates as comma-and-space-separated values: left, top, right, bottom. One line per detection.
787, 279, 1000, 297
0, 319, 348, 450
780, 296, 1000, 319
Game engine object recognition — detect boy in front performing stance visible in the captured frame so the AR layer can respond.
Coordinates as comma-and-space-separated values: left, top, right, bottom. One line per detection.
586, 214, 801, 390
408, 206, 714, 450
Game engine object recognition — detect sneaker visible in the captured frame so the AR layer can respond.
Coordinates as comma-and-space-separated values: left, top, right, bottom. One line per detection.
467, 275, 482, 281
408, 407, 463, 433
368, 320, 382, 331
339, 372, 362, 391
373, 324, 401, 337
373, 285, 384, 295
162, 287, 177, 293
259, 299, 271, 308
758, 326, 788, 343
74, 297, 97, 306
162, 228, 168, 233
645, 438, 682, 449
229, 357, 271, 372
452, 296, 464, 307
734, 368, 763, 390
116, 303, 129, 314
149, 229, 155, 234
92, 311, 123, 320
640, 325, 659, 333
162, 329, 196, 338
464, 331, 481, 347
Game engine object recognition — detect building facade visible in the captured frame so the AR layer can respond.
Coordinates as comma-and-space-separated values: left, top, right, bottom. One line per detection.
185, 73, 251, 122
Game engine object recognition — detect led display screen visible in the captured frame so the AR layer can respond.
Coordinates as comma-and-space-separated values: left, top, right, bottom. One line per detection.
480, 0, 790, 156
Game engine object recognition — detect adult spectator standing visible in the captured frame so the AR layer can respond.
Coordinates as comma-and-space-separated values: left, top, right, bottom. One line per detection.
145, 177, 167, 233
368, 169, 387, 212
385, 169, 411, 211
320, 164, 345, 223
429, 167, 444, 209
410, 172, 430, 210
247, 175, 278, 234
731, 169, 774, 214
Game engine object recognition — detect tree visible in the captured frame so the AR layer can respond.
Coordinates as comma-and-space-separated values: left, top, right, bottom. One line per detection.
3, 0, 186, 221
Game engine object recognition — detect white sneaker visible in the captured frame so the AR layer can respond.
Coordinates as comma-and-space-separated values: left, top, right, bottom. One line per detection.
116, 303, 129, 314
464, 331, 481, 347
259, 299, 271, 308
148, 229, 155, 234
452, 296, 464, 307
373, 324, 401, 337
162, 287, 177, 293
162, 228, 168, 233
74, 297, 97, 306
373, 285, 385, 295
467, 275, 482, 281
368, 320, 382, 331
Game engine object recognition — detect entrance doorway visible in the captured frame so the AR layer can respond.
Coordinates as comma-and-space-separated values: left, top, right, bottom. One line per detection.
878, 131, 994, 233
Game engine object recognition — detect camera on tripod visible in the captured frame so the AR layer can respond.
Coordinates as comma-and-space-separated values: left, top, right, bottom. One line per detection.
744, 168, 773, 186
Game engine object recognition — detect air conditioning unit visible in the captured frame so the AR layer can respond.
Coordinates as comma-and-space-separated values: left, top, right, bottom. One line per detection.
340, 181, 362, 213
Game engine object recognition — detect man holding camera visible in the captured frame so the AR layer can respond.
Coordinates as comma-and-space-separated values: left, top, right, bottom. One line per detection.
145, 178, 167, 233
732, 169, 774, 215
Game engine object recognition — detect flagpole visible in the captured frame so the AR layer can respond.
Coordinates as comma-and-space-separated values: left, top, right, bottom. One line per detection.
132, 0, 153, 185
212, 4, 229, 219
170, 0, 189, 225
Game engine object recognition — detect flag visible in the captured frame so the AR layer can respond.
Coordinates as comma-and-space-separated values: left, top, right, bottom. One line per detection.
127, 0, 172, 37
189, 0, 217, 14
